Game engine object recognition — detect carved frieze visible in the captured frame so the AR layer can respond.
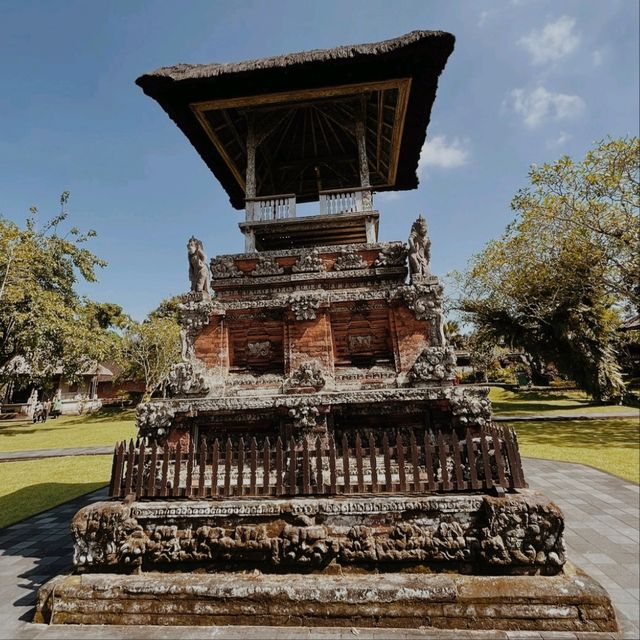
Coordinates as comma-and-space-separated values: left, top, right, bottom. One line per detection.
287, 294, 323, 321
333, 249, 367, 271
251, 256, 284, 276
410, 347, 457, 384
374, 243, 407, 267
291, 248, 325, 273
71, 492, 565, 572
285, 362, 326, 392
211, 256, 243, 279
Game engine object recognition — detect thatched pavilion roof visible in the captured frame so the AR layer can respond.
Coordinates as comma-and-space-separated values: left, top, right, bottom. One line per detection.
136, 30, 455, 209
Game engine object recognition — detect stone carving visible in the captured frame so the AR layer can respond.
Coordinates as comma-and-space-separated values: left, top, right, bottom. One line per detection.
408, 215, 431, 281
286, 362, 326, 391
179, 299, 215, 335
247, 341, 273, 359
348, 335, 372, 353
410, 347, 457, 384
449, 388, 492, 427
292, 248, 325, 273
374, 243, 407, 267
333, 248, 367, 271
287, 294, 322, 321
251, 256, 284, 276
71, 492, 565, 573
211, 256, 243, 279
288, 404, 320, 430
187, 236, 210, 293
167, 361, 210, 396
136, 402, 176, 438
400, 283, 446, 345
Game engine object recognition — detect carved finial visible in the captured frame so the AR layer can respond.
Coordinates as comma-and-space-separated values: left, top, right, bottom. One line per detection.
408, 215, 431, 282
187, 236, 210, 293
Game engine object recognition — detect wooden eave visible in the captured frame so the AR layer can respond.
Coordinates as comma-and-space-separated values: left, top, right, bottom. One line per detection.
136, 30, 455, 209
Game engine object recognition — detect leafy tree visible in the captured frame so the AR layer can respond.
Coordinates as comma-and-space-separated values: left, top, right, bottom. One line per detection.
0, 194, 122, 384
443, 320, 466, 350
457, 138, 639, 401
119, 317, 181, 400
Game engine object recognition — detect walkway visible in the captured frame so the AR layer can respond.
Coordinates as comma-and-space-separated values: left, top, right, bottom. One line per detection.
0, 446, 113, 462
0, 458, 637, 639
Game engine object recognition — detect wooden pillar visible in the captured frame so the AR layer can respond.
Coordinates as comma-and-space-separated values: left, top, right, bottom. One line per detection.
355, 118, 372, 211
246, 118, 257, 221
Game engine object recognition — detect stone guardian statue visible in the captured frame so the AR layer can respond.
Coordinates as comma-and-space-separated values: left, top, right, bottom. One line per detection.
187, 236, 210, 293
408, 215, 431, 282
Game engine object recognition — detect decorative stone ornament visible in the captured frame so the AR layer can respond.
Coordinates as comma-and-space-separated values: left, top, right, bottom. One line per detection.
288, 404, 320, 429
410, 346, 457, 384
287, 294, 323, 321
286, 362, 326, 392
292, 248, 325, 273
247, 341, 273, 359
251, 256, 284, 276
187, 236, 210, 293
136, 402, 177, 438
408, 215, 431, 282
167, 362, 210, 397
210, 256, 243, 279
448, 387, 492, 428
333, 248, 367, 271
374, 243, 407, 267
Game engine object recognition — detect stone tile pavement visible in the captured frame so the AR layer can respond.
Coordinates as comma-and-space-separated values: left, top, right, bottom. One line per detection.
0, 447, 113, 462
0, 458, 637, 640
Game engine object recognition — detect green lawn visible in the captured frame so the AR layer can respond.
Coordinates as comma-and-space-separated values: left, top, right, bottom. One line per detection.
0, 409, 136, 453
0, 455, 113, 528
490, 387, 637, 416
514, 417, 639, 483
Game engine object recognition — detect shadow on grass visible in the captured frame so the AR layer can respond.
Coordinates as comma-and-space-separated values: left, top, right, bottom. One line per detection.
0, 483, 108, 622
61, 408, 136, 425
492, 399, 600, 414
507, 418, 639, 449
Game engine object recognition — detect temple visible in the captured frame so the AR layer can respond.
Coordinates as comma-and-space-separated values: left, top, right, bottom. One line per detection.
35, 31, 617, 633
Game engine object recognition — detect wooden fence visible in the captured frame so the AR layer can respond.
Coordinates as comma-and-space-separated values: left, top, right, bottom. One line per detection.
109, 426, 527, 500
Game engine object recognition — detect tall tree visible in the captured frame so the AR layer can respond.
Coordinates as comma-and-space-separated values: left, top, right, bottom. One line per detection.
457, 138, 639, 401
0, 194, 122, 384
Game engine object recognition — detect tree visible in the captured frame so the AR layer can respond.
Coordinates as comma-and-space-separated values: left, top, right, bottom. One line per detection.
443, 320, 466, 350
0, 194, 122, 385
457, 138, 639, 401
120, 316, 181, 400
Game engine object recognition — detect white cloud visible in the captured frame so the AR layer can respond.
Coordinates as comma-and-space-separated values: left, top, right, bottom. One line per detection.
509, 86, 585, 128
518, 16, 580, 65
418, 135, 470, 174
478, 11, 489, 28
592, 49, 603, 67
547, 131, 570, 147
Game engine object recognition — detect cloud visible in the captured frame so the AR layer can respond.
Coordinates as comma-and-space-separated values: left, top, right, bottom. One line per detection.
518, 16, 580, 65
478, 10, 489, 28
547, 131, 570, 148
592, 49, 603, 67
418, 136, 470, 174
508, 87, 585, 128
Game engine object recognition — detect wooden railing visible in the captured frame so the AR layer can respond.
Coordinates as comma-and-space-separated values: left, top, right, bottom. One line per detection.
245, 194, 296, 222
319, 187, 373, 215
109, 427, 526, 499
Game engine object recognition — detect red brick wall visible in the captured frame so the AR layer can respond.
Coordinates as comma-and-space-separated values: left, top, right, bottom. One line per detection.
193, 316, 228, 370
285, 310, 334, 374
390, 306, 431, 372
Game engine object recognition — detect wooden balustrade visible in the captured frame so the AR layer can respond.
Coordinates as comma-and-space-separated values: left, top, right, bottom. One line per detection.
245, 194, 296, 221
109, 426, 527, 499
319, 187, 373, 215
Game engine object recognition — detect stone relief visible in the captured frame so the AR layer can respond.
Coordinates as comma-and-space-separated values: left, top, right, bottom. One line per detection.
246, 341, 273, 359
71, 492, 565, 573
288, 404, 320, 430
291, 248, 326, 273
136, 403, 176, 439
410, 347, 457, 384
408, 215, 431, 282
333, 249, 367, 271
374, 243, 408, 267
285, 362, 326, 392
187, 236, 210, 293
251, 256, 284, 276
347, 335, 372, 353
166, 361, 210, 397
211, 256, 243, 279
449, 387, 492, 428
287, 294, 323, 321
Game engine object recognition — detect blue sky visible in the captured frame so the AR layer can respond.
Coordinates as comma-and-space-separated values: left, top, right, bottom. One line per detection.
1, 0, 638, 320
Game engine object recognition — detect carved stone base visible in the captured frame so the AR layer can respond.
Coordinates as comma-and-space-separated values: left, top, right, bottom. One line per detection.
35, 565, 616, 631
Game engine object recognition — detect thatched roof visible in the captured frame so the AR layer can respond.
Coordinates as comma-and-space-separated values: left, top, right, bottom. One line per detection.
136, 30, 455, 209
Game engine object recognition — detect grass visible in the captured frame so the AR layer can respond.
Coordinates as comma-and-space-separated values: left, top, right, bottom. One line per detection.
0, 455, 112, 529
489, 387, 638, 416
0, 408, 136, 453
513, 417, 640, 483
